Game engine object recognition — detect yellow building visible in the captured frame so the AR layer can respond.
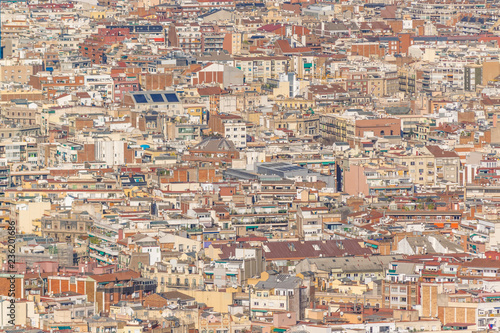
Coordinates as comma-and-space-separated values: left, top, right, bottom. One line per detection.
117, 323, 143, 333
142, 264, 204, 293
88, 10, 109, 20
386, 149, 434, 186
184, 289, 236, 313
183, 103, 206, 122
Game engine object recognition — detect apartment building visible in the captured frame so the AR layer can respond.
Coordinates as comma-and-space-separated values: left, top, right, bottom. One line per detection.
422, 62, 469, 92
0, 105, 38, 126
40, 211, 94, 243
208, 113, 247, 148
143, 262, 204, 292
272, 113, 320, 137
168, 23, 202, 54
84, 74, 115, 101
426, 145, 460, 184
234, 56, 289, 82
387, 148, 435, 186
0, 64, 34, 84
297, 206, 329, 240
249, 271, 311, 320
381, 281, 420, 310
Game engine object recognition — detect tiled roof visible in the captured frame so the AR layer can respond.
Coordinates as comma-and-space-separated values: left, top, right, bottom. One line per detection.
90, 270, 140, 283
263, 239, 371, 260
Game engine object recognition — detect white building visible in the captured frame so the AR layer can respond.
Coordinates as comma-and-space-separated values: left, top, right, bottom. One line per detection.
223, 118, 247, 148
94, 140, 126, 166
141, 245, 162, 266
84, 74, 114, 102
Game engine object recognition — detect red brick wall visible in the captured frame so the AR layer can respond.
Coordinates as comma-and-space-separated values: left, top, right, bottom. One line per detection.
0, 276, 23, 298
351, 43, 385, 58
355, 118, 401, 137
77, 144, 96, 163
193, 71, 224, 85
140, 73, 176, 90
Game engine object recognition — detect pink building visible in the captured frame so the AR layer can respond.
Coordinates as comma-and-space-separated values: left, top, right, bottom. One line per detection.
33, 261, 58, 273
112, 73, 140, 103
343, 164, 369, 196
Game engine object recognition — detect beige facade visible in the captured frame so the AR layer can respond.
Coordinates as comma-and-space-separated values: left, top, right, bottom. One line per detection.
388, 151, 434, 186
142, 265, 204, 292
0, 106, 38, 126
234, 56, 288, 82
1, 64, 33, 84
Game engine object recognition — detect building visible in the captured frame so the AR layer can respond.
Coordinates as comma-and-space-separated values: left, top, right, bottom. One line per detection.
208, 113, 247, 148
233, 56, 289, 82
191, 63, 244, 88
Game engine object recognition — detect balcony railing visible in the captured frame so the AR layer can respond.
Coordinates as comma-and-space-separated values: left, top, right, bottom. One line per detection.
89, 252, 117, 264
89, 243, 119, 256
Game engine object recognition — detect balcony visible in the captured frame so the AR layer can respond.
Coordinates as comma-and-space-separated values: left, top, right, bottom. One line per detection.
88, 231, 116, 242
89, 252, 117, 264
89, 243, 119, 256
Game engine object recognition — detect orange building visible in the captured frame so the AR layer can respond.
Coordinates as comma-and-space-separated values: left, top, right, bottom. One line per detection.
0, 274, 24, 298
351, 42, 385, 58
48, 270, 156, 313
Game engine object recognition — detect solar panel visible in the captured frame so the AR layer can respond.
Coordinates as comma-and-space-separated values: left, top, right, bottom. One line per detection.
133, 94, 148, 103
150, 94, 164, 102
164, 93, 179, 103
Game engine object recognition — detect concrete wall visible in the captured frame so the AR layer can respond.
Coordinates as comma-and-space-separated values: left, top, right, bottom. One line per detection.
343, 164, 369, 196
182, 289, 235, 313
17, 201, 51, 234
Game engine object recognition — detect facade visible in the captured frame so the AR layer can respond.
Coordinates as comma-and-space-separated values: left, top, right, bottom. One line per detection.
234, 56, 289, 82
208, 113, 247, 148
1, 0, 500, 331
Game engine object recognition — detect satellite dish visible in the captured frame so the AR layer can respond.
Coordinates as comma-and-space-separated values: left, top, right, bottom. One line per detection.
170, 259, 177, 267
340, 312, 344, 317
